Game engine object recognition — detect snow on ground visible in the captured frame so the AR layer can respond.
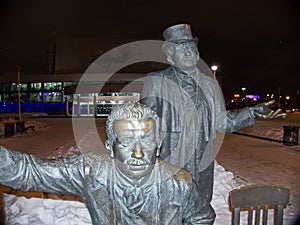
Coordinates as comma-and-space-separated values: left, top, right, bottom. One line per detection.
3, 194, 91, 225
0, 113, 299, 225
1, 161, 243, 225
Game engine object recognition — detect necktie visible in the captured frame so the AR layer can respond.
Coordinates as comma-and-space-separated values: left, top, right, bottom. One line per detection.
123, 187, 144, 211
180, 75, 199, 108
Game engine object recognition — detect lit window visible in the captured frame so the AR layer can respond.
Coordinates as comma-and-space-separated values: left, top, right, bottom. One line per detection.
31, 83, 42, 90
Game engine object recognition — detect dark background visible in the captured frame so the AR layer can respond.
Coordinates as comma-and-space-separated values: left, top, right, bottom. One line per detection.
1, 0, 299, 98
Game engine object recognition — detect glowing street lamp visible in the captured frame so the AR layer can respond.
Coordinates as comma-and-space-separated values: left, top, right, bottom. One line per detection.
241, 87, 246, 98
211, 65, 218, 78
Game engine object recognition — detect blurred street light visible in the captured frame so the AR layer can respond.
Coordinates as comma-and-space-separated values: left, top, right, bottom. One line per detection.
211, 65, 218, 78
241, 87, 246, 92
241, 87, 246, 98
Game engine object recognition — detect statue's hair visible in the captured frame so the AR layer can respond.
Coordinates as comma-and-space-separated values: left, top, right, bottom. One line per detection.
106, 102, 160, 145
161, 41, 175, 57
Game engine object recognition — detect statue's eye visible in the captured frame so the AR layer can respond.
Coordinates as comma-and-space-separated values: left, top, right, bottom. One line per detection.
175, 46, 184, 52
120, 140, 132, 147
117, 138, 133, 148
141, 138, 154, 146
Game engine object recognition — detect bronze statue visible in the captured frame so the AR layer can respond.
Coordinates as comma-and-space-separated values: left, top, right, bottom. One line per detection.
0, 103, 215, 224
141, 23, 286, 203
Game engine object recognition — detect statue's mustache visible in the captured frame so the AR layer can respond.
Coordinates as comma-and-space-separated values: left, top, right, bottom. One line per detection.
126, 158, 150, 166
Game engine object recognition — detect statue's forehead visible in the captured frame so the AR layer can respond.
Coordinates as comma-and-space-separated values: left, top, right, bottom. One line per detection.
113, 118, 155, 131
172, 41, 197, 49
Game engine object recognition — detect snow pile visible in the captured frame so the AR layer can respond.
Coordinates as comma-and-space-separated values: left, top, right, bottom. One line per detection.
211, 163, 290, 225
250, 127, 283, 141
237, 117, 300, 146
212, 161, 243, 224
3, 194, 91, 225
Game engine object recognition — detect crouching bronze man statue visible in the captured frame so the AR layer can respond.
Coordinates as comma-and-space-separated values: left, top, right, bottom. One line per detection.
0, 103, 215, 224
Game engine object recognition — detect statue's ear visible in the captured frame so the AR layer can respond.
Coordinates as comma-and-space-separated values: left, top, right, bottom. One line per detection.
162, 42, 175, 65
166, 56, 174, 65
105, 140, 114, 158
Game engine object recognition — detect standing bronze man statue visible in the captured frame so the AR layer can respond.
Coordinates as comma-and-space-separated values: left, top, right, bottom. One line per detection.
141, 23, 285, 203
0, 103, 215, 224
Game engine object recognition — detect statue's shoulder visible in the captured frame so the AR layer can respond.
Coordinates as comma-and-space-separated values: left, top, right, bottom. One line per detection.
84, 151, 110, 162
197, 71, 214, 81
83, 152, 111, 173
159, 160, 193, 186
147, 67, 172, 78
174, 168, 193, 186
198, 71, 219, 86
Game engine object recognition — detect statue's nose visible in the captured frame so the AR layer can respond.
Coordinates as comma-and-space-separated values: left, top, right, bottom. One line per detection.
132, 140, 144, 159
184, 48, 191, 56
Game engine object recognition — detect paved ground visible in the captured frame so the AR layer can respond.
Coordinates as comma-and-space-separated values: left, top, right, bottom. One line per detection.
0, 117, 107, 157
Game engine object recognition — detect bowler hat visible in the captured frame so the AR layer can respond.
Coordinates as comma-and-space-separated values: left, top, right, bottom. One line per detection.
162, 24, 198, 44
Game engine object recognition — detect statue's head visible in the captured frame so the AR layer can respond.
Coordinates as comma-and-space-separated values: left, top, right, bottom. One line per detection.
162, 24, 200, 74
105, 103, 161, 179
163, 24, 198, 44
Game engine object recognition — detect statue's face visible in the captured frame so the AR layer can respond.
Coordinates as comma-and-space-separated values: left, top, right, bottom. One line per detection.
113, 118, 158, 179
171, 42, 199, 74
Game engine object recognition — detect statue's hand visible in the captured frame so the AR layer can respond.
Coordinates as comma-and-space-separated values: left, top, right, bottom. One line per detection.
251, 100, 287, 119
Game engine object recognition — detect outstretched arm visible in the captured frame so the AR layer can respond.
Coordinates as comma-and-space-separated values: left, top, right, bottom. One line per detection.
217, 100, 286, 134
0, 146, 85, 197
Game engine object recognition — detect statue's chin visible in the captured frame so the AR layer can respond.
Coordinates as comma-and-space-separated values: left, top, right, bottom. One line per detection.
128, 164, 147, 171
115, 163, 150, 179
175, 63, 197, 74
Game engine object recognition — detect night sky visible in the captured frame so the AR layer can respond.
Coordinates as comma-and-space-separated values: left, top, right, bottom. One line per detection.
1, 0, 300, 98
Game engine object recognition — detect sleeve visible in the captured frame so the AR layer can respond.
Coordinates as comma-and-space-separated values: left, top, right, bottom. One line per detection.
203, 75, 255, 135
201, 74, 255, 135
216, 107, 256, 134
0, 146, 85, 197
183, 181, 216, 225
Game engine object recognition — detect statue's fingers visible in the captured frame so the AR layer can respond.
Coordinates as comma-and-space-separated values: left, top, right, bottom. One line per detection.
280, 113, 287, 117
254, 111, 267, 119
266, 110, 274, 118
273, 108, 282, 115
265, 100, 275, 106
275, 113, 287, 118
270, 111, 287, 119
254, 111, 261, 118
